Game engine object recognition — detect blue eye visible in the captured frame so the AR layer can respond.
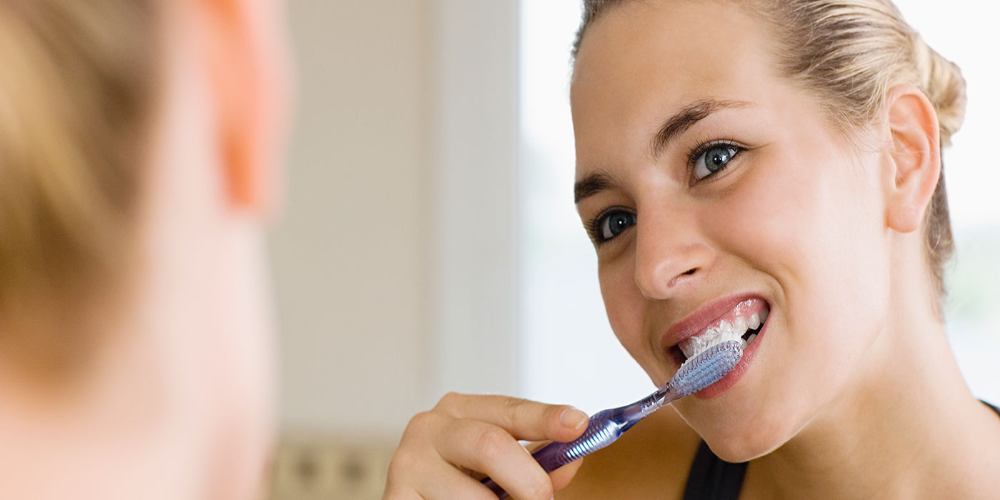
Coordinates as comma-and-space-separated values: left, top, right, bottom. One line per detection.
692, 143, 742, 181
594, 210, 636, 243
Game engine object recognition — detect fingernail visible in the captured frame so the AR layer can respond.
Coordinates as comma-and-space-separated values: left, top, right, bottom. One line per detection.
560, 407, 588, 430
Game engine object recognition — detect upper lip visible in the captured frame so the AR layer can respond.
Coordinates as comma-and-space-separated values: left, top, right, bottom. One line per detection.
659, 293, 767, 352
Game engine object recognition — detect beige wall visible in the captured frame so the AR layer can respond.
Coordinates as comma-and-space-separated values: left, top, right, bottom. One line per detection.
271, 0, 433, 435
271, 0, 519, 442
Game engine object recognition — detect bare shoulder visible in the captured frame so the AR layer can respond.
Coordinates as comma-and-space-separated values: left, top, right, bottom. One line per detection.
556, 407, 701, 499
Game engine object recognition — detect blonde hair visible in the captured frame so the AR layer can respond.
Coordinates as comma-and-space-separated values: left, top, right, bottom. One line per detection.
0, 0, 159, 370
573, 0, 966, 301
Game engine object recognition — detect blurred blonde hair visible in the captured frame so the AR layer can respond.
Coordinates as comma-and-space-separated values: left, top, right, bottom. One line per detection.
573, 0, 966, 303
0, 0, 159, 370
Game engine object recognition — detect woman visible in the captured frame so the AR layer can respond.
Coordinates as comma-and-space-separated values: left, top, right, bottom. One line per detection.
0, 0, 290, 498
385, 0, 1000, 498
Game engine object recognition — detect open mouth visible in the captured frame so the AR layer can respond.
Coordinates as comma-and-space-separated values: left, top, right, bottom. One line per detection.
668, 299, 770, 364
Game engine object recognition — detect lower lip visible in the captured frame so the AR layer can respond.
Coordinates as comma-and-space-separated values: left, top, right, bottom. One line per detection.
691, 315, 769, 399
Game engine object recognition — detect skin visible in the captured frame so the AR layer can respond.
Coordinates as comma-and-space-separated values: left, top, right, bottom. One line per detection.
387, 1, 1000, 499
0, 0, 291, 498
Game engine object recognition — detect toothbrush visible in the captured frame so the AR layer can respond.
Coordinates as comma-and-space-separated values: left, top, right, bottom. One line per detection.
481, 340, 744, 499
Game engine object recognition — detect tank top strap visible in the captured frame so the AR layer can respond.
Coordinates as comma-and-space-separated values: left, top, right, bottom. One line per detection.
984, 400, 1000, 418
682, 441, 746, 500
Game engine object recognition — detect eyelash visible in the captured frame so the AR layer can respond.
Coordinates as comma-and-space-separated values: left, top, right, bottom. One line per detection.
687, 139, 745, 176
587, 205, 633, 246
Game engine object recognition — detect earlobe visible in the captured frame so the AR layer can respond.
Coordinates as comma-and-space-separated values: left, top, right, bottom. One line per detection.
223, 133, 261, 208
883, 85, 941, 234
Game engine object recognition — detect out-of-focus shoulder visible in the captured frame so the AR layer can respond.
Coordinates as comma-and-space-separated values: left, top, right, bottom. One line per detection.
556, 407, 701, 499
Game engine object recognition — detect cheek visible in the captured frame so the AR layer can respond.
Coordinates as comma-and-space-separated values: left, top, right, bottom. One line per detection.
599, 254, 637, 339
598, 253, 659, 369
710, 141, 890, 324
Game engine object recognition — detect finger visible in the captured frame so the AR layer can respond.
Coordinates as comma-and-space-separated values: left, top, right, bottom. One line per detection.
436, 419, 555, 500
412, 461, 499, 500
381, 483, 424, 500
435, 393, 589, 442
384, 448, 431, 500
549, 458, 585, 491
386, 442, 495, 500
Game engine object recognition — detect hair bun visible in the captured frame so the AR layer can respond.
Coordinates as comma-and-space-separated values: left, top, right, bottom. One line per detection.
914, 37, 966, 147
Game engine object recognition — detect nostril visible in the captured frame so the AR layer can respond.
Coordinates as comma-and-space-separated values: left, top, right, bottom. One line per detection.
667, 267, 699, 288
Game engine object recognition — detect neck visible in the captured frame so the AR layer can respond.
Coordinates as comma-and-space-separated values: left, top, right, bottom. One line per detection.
747, 242, 1000, 499
0, 214, 274, 500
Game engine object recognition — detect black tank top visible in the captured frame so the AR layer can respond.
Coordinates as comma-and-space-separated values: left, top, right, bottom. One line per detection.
682, 401, 1000, 499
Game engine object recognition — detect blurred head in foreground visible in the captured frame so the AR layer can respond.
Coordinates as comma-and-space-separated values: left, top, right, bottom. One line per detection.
0, 0, 291, 498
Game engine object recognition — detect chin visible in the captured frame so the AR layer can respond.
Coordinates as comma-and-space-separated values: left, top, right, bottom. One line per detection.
689, 410, 800, 463
702, 433, 784, 463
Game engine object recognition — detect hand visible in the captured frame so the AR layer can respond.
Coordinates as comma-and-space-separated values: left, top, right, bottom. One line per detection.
383, 393, 590, 499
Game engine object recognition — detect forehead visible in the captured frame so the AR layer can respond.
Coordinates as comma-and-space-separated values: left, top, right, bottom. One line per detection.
571, 1, 784, 164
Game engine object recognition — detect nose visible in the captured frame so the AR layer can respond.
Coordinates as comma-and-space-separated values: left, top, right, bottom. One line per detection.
633, 207, 714, 300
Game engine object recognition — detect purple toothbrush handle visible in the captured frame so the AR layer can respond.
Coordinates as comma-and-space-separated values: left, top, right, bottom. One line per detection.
481, 408, 627, 498
532, 408, 627, 470
478, 341, 743, 498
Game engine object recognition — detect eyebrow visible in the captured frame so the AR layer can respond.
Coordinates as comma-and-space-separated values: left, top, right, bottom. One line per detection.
574, 98, 751, 204
650, 98, 751, 160
574, 171, 617, 204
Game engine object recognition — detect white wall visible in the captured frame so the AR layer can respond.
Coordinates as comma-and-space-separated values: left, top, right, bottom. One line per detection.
272, 0, 433, 435
429, 0, 520, 399
271, 0, 520, 436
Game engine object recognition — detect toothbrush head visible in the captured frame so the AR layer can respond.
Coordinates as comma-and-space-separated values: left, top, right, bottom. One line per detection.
669, 340, 743, 398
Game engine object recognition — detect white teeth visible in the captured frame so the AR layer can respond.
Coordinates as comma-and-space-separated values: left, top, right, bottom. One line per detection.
679, 327, 720, 359
676, 307, 770, 360
734, 317, 748, 335
678, 318, 741, 359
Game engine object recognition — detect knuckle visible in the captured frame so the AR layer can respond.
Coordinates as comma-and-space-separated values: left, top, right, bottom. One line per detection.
474, 426, 511, 462
526, 476, 555, 500
386, 448, 418, 479
405, 411, 437, 435
396, 412, 442, 460
436, 391, 464, 411
500, 397, 529, 427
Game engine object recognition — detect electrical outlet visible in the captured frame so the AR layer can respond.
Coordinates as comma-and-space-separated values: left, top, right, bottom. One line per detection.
269, 435, 394, 500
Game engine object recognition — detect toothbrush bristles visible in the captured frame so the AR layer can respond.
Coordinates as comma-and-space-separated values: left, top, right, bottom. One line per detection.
671, 341, 743, 398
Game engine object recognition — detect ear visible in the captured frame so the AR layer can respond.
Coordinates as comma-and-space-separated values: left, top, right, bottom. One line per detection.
883, 84, 941, 234
189, 0, 290, 218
